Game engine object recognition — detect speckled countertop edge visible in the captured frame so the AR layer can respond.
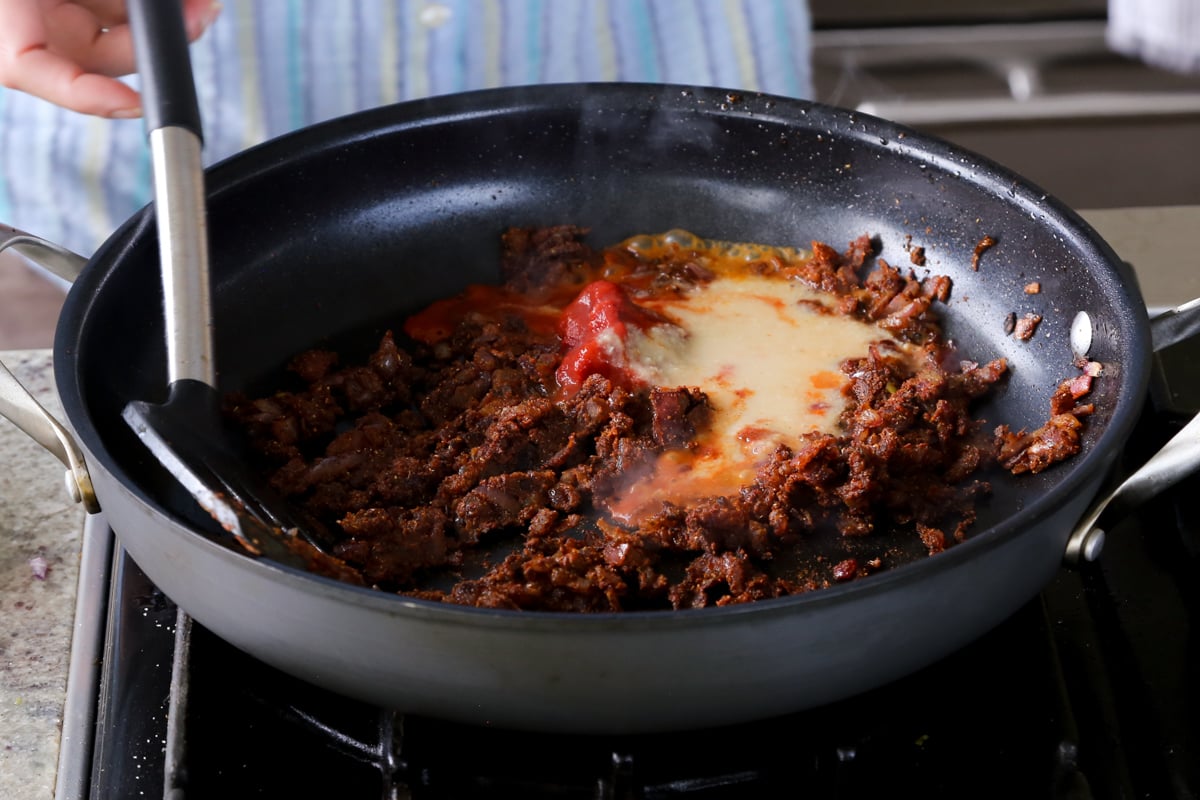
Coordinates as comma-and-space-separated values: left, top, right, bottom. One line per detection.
0, 349, 85, 800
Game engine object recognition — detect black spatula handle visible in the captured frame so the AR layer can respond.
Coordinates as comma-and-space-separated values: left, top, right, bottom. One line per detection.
126, 0, 214, 387
127, 0, 203, 140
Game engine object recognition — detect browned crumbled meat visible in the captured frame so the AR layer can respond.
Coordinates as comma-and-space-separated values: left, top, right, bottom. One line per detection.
917, 523, 946, 555
994, 368, 1095, 475
910, 246, 926, 266
851, 255, 951, 344
669, 551, 789, 608
290, 349, 339, 383
335, 506, 457, 585
996, 413, 1084, 475
971, 234, 997, 271
499, 224, 596, 293
792, 235, 875, 296
1013, 313, 1043, 341
1024, 282, 1041, 294
650, 386, 710, 449
832, 558, 859, 581
224, 226, 1092, 611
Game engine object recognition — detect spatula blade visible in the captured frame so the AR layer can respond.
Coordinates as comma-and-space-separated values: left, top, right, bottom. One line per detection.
121, 380, 356, 581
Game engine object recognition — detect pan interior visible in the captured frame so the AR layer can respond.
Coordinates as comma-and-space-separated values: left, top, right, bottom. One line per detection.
59, 83, 1149, 600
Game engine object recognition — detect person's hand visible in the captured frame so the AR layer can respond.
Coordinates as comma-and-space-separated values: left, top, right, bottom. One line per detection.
0, 0, 222, 118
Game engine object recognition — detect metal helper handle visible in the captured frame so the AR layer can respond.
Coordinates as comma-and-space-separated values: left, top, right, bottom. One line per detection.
0, 223, 88, 283
1064, 297, 1200, 563
0, 360, 98, 512
0, 229, 98, 511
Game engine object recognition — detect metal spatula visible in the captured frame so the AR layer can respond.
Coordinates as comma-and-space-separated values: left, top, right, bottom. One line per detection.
121, 0, 346, 575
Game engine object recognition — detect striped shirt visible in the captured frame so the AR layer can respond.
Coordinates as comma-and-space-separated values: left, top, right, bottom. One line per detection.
0, 0, 812, 255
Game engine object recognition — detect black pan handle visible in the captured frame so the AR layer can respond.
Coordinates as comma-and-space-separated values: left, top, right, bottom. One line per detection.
127, 0, 203, 139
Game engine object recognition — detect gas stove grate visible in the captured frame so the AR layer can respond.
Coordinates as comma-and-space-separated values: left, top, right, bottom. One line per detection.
171, 587, 1083, 799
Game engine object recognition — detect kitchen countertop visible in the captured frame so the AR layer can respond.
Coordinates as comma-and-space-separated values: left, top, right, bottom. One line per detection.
1080, 205, 1200, 313
0, 351, 85, 800
0, 205, 1195, 799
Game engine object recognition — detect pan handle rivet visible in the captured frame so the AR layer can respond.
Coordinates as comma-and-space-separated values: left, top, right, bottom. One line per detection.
1070, 311, 1093, 358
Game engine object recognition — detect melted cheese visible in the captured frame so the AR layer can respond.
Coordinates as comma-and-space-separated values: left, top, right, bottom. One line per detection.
637, 276, 893, 443
607, 275, 915, 521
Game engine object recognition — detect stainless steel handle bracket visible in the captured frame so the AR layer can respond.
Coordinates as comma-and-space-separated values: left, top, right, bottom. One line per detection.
1063, 298, 1200, 564
0, 355, 99, 513
0, 223, 89, 283
1063, 409, 1200, 563
0, 228, 99, 512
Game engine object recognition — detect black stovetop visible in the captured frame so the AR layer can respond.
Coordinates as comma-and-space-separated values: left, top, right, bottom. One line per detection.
79, 348, 1200, 800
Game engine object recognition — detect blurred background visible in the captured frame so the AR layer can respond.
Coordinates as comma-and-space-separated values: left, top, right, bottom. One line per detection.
809, 0, 1200, 210
3, 0, 1198, 350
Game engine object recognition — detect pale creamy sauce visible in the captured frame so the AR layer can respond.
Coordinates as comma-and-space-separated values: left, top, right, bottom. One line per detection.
606, 274, 917, 522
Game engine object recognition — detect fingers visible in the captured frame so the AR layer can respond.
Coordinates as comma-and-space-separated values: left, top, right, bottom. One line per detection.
0, 0, 140, 116
0, 0, 222, 117
51, 1, 223, 77
50, 0, 222, 43
2, 46, 142, 116
50, 4, 138, 77
69, 0, 131, 28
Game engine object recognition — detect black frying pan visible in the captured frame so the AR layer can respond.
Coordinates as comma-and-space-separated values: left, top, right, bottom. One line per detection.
2, 82, 1168, 732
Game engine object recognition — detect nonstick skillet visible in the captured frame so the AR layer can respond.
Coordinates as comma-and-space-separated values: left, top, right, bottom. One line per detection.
2, 82, 1193, 733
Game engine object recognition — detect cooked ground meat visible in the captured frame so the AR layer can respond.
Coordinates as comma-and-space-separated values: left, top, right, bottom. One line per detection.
224, 226, 1093, 611
1013, 312, 1044, 341
971, 234, 997, 271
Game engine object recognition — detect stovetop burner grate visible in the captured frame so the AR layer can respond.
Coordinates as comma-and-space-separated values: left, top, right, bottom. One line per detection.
178, 592, 1079, 799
